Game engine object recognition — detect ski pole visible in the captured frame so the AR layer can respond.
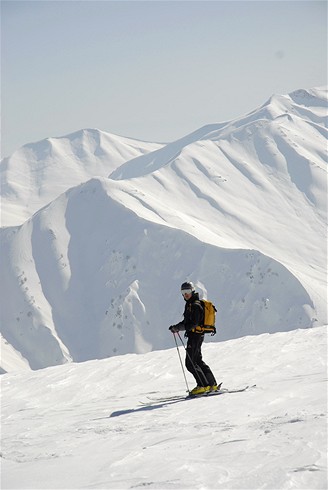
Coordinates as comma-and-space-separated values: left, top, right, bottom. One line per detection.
177, 332, 209, 387
172, 332, 190, 393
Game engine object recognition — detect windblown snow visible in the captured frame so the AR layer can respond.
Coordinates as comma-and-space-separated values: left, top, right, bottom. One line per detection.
0, 86, 327, 373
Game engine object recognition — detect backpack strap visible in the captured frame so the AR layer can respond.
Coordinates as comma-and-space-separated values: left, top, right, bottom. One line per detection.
194, 300, 204, 323
190, 300, 205, 333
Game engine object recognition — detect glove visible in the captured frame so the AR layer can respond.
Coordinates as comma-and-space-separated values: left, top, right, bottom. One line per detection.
169, 325, 179, 333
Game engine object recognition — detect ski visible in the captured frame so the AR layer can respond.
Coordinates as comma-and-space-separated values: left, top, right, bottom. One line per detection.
140, 384, 255, 406
144, 383, 223, 403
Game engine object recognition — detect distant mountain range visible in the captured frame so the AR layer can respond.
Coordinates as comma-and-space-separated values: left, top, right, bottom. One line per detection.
1, 86, 327, 373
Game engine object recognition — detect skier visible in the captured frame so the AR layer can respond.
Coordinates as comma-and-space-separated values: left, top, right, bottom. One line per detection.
169, 281, 218, 395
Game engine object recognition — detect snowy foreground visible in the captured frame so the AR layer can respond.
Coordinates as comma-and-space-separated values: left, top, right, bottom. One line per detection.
1, 326, 327, 490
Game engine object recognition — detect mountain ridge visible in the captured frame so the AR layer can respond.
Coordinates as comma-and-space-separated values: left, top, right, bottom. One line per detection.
109, 86, 327, 181
1, 86, 327, 372
0, 128, 163, 227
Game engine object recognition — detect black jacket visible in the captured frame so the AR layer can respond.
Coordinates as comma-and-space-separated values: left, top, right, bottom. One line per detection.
175, 292, 204, 334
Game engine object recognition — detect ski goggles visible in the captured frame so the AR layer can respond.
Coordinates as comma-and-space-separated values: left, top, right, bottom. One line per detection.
181, 289, 193, 295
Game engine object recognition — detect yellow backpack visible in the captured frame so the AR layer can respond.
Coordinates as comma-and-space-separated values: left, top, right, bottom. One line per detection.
192, 299, 217, 335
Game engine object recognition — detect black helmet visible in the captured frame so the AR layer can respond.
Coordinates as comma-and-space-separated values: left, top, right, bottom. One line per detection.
181, 281, 195, 292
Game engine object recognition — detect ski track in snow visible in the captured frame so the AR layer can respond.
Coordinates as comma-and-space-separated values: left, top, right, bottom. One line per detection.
1, 327, 327, 489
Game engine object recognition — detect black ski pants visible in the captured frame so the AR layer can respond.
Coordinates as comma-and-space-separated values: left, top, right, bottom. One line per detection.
185, 333, 217, 387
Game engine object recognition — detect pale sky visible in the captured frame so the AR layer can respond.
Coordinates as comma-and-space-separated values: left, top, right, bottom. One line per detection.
1, 0, 327, 157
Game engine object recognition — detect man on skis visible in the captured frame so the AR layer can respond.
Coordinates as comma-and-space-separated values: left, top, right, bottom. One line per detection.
169, 281, 218, 396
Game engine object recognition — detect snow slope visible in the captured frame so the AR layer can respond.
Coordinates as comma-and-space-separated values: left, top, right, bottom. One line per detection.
1, 326, 327, 489
1, 178, 316, 369
0, 86, 327, 372
107, 87, 327, 319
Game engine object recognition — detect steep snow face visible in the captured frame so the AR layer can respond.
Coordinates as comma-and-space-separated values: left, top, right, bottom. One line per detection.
0, 87, 327, 372
0, 177, 317, 370
107, 86, 327, 323
0, 128, 163, 227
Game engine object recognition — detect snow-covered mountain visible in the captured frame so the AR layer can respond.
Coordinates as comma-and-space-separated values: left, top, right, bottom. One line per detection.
2, 326, 327, 489
0, 129, 163, 227
1, 86, 327, 373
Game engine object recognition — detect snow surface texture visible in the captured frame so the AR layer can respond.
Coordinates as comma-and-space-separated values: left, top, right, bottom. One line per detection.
0, 87, 327, 372
1, 327, 327, 489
